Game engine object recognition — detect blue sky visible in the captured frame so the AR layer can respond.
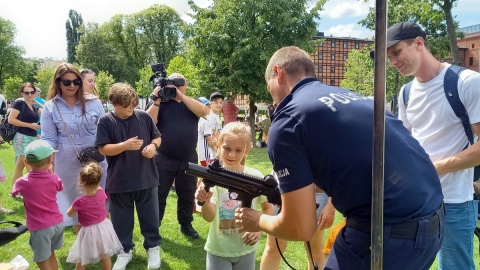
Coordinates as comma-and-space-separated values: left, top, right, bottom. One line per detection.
0, 0, 478, 60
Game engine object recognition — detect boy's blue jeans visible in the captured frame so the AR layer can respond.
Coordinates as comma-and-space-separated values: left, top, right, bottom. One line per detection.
438, 200, 478, 270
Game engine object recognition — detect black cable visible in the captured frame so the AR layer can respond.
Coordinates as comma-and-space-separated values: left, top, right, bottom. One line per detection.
275, 237, 296, 270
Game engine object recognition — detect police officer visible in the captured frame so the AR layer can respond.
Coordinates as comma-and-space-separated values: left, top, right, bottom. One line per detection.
235, 46, 445, 270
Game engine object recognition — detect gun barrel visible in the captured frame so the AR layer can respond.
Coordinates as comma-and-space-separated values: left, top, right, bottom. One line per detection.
186, 163, 271, 197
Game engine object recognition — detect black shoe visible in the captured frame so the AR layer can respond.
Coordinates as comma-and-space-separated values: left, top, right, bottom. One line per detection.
180, 224, 199, 239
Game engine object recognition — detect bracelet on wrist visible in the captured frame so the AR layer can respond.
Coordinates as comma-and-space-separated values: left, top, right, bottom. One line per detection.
153, 103, 159, 107
152, 142, 159, 150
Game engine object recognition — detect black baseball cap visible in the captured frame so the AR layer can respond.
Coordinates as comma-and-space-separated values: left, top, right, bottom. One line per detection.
210, 92, 225, 101
387, 22, 426, 48
370, 22, 426, 58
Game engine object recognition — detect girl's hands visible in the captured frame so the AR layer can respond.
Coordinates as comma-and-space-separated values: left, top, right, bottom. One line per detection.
195, 185, 213, 205
242, 231, 262, 246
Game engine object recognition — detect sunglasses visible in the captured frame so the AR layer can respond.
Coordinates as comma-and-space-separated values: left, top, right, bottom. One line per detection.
23, 91, 36, 95
60, 79, 82, 86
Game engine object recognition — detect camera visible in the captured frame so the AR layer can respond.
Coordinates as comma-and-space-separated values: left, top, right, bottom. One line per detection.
149, 63, 186, 102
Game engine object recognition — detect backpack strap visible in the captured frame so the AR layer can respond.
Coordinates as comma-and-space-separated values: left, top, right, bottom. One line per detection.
443, 65, 471, 144
402, 81, 413, 107
402, 66, 470, 144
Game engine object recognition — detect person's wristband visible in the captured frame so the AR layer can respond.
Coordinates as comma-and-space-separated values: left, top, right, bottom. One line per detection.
153, 102, 159, 107
151, 142, 159, 150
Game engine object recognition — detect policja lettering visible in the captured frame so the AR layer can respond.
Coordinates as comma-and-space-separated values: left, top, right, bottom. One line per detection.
276, 168, 290, 178
318, 92, 368, 112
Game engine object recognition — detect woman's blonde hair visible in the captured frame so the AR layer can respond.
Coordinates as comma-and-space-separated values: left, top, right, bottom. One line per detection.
80, 68, 99, 96
217, 122, 252, 165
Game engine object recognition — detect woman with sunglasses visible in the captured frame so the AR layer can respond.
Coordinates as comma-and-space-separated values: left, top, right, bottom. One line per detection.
8, 82, 41, 194
80, 68, 99, 96
41, 63, 107, 233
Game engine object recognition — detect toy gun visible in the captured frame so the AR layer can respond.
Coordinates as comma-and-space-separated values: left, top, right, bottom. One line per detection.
186, 159, 281, 208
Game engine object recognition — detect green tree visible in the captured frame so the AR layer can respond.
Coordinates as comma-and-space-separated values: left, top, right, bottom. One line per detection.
136, 65, 153, 99
0, 17, 25, 89
187, 0, 326, 140
166, 55, 200, 97
66, 9, 84, 63
341, 48, 374, 96
360, 0, 462, 63
3, 76, 23, 99
76, 22, 134, 85
341, 46, 412, 114
24, 60, 41, 84
34, 67, 56, 99
95, 70, 115, 100
76, 5, 185, 86
133, 5, 185, 64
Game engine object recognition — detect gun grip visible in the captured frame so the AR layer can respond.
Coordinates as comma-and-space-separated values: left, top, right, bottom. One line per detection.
197, 185, 211, 206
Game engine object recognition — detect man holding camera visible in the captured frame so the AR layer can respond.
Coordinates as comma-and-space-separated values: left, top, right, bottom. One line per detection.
146, 73, 209, 239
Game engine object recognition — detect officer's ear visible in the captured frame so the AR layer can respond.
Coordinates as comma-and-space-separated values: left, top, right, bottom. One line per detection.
274, 65, 286, 84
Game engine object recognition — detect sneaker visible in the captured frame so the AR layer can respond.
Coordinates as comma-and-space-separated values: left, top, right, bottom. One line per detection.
147, 246, 161, 269
180, 224, 199, 239
113, 250, 133, 270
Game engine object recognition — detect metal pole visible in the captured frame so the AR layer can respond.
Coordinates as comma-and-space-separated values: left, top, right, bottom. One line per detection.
371, 0, 387, 269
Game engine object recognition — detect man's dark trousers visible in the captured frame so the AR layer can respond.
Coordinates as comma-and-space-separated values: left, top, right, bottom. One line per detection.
325, 204, 445, 270
155, 151, 197, 228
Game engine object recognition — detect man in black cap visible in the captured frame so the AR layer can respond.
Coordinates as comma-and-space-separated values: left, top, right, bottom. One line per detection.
388, 22, 480, 270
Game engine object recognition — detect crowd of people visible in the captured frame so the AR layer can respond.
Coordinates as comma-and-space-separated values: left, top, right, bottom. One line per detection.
0, 20, 479, 270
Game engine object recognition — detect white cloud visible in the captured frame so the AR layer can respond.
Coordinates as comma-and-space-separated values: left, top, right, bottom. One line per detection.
320, 0, 374, 19
325, 23, 374, 39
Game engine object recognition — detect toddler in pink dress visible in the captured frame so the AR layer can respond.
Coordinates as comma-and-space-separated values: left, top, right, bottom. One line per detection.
66, 162, 122, 269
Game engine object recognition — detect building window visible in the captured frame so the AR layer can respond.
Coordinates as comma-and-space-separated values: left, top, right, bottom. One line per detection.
318, 54, 323, 60
343, 42, 348, 48
343, 55, 347, 61
355, 42, 359, 49
318, 66, 323, 73
330, 80, 335, 86
331, 54, 335, 60
331, 41, 335, 48
472, 43, 475, 49
331, 67, 335, 73
470, 57, 474, 66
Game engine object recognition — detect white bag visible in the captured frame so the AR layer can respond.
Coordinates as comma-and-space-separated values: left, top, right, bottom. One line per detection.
9, 255, 29, 270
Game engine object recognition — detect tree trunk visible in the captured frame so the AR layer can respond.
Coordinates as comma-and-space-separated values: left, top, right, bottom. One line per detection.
442, 0, 461, 65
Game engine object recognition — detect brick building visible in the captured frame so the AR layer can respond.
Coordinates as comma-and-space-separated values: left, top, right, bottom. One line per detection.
231, 33, 374, 110
311, 32, 374, 87
457, 24, 480, 72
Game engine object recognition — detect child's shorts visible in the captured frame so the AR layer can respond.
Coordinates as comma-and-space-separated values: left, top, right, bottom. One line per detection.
29, 223, 64, 262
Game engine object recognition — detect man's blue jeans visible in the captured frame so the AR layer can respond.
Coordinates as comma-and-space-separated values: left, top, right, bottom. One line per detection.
438, 200, 478, 270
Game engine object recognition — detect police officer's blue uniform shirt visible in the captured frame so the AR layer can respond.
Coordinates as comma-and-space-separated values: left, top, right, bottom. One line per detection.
268, 78, 443, 223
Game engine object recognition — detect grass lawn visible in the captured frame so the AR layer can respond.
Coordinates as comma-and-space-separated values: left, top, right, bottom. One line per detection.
1, 142, 479, 269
